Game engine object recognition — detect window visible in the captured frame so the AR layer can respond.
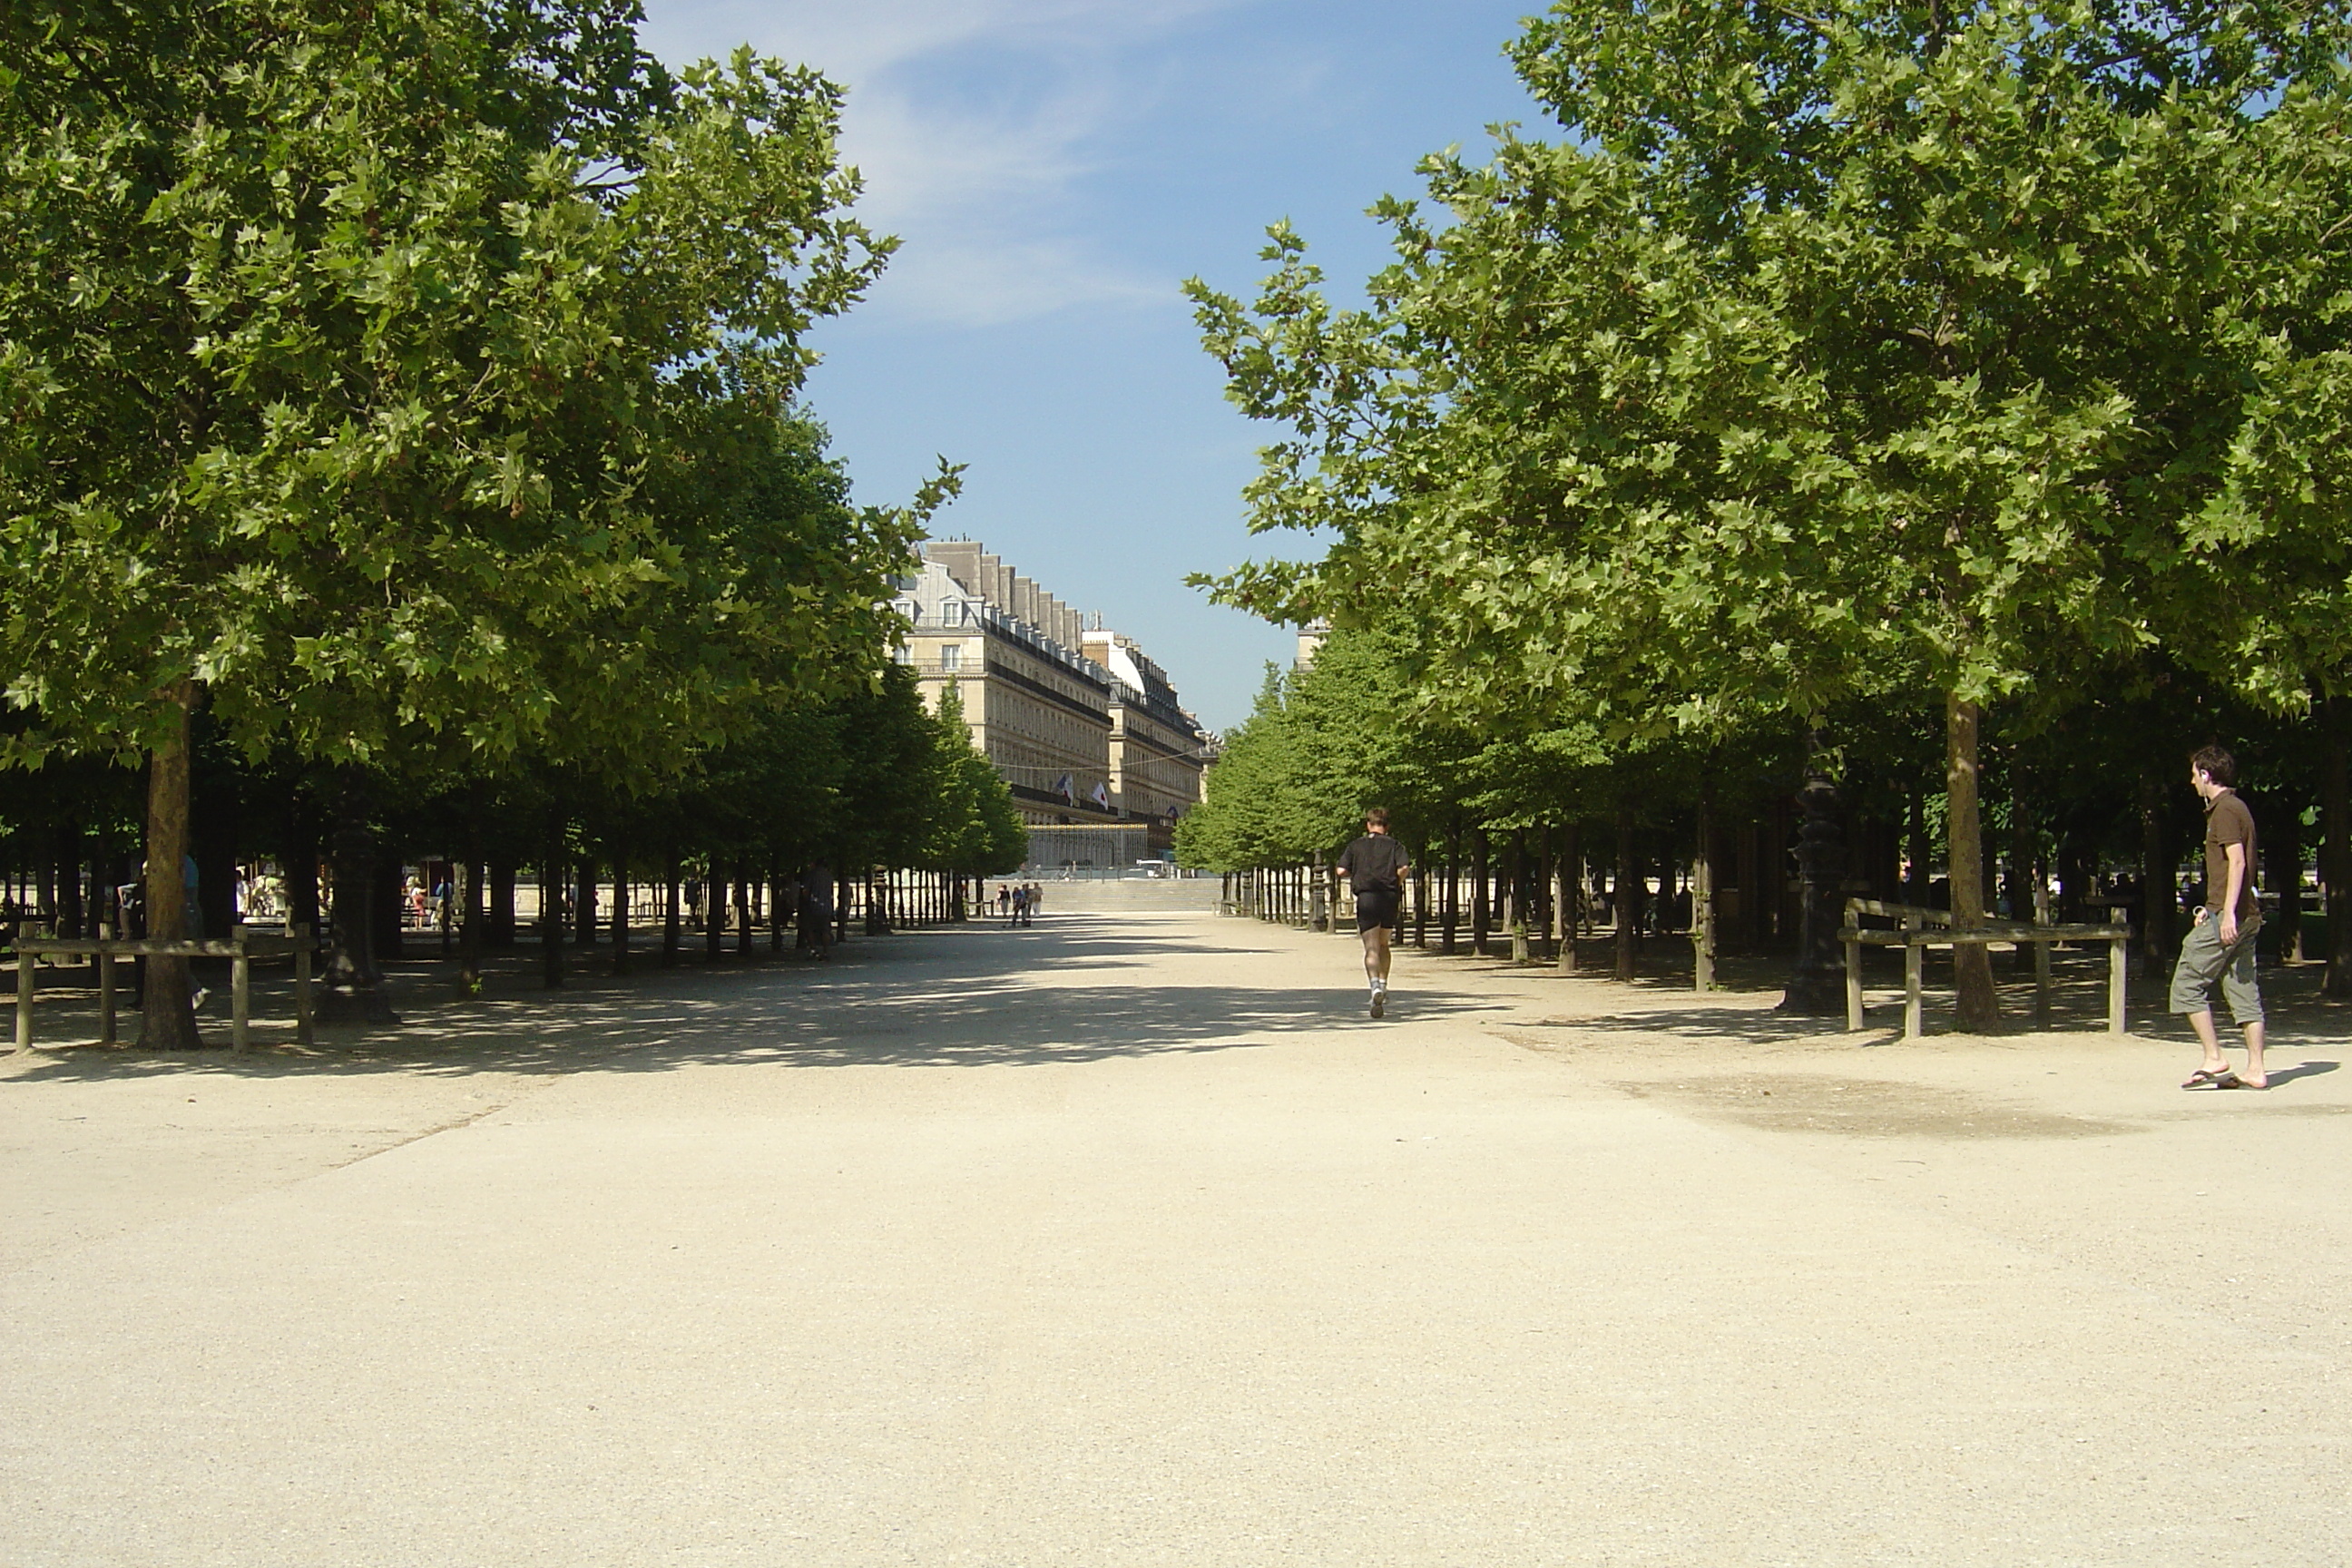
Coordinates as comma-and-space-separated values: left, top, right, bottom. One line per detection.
940, 644, 963, 672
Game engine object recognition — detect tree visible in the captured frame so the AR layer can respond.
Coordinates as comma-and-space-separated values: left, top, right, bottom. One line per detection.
1187, 0, 2352, 1029
1, 0, 914, 1040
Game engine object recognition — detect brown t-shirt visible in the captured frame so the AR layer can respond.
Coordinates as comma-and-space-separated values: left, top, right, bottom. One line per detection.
2203, 789, 2258, 921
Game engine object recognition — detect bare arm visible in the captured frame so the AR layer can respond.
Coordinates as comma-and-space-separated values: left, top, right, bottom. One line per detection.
2220, 841, 2247, 944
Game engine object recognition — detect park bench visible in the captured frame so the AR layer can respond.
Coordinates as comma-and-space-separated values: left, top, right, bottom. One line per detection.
1839, 898, 2130, 1040
11, 923, 316, 1054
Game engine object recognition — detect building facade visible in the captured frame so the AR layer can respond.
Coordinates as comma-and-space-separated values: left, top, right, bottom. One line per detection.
1082, 628, 1212, 857
890, 541, 1212, 866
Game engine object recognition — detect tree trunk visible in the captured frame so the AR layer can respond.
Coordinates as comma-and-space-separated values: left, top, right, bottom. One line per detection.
488, 859, 515, 947
662, 847, 681, 967
1556, 823, 1581, 975
1440, 826, 1459, 954
285, 795, 321, 938
706, 860, 727, 961
1614, 806, 1639, 982
609, 841, 630, 975
55, 816, 83, 940
541, 832, 566, 990
1946, 693, 2000, 1032
1905, 783, 1930, 906
2265, 804, 2302, 966
458, 850, 485, 996
139, 689, 202, 1049
2006, 789, 2035, 972
573, 857, 597, 948
455, 792, 485, 995
2140, 772, 2173, 980
1507, 832, 1531, 964
373, 848, 404, 961
319, 796, 399, 1024
1693, 789, 1717, 992
191, 720, 239, 963
2328, 709, 2352, 995
1471, 830, 1491, 956
1533, 829, 1554, 962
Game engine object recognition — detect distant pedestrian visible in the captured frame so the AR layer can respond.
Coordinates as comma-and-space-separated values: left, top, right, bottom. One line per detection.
2176, 745, 2268, 1090
997, 885, 1011, 919
1011, 884, 1030, 927
1337, 808, 1411, 1017
1025, 882, 1044, 918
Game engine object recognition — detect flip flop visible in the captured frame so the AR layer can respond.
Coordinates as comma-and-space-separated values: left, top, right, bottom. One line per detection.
2182, 1067, 2234, 1089
2214, 1074, 2269, 1091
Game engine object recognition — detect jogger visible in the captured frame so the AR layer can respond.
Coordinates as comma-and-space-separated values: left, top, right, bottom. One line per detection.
1337, 808, 1411, 1018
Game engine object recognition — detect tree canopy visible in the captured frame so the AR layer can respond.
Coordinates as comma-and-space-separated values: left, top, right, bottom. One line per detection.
1181, 0, 2352, 1022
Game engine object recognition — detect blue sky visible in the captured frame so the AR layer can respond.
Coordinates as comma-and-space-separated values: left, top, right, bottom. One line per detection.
636, 1, 1547, 731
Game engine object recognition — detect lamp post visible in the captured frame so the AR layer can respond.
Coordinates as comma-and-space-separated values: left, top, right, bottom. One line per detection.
1778, 756, 1847, 1015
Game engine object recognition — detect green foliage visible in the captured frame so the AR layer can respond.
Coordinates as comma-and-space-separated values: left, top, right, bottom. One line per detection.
1178, 0, 2352, 965
0, 0, 917, 785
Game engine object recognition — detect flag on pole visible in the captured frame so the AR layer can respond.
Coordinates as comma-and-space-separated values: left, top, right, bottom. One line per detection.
1054, 773, 1074, 803
1091, 781, 1112, 809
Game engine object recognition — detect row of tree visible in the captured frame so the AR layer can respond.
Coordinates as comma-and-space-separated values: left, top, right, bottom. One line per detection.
1181, 623, 2350, 991
1, 0, 1022, 1041
3, 667, 1024, 1001
1177, 0, 2352, 1026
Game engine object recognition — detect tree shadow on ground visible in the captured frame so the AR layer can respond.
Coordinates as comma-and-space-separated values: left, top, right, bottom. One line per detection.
4, 915, 1494, 1084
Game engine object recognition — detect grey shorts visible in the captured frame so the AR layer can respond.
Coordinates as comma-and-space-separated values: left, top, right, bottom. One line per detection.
2169, 909, 2263, 1025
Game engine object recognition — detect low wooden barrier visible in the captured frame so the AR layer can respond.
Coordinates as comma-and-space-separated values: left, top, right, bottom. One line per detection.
1838, 899, 2130, 1040
11, 923, 316, 1054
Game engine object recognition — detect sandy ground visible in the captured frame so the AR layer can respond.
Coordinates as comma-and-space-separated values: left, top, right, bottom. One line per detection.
2, 897, 2347, 1567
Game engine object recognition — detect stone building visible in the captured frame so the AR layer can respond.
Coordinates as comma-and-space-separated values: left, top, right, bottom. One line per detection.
1082, 628, 1212, 858
891, 541, 1212, 867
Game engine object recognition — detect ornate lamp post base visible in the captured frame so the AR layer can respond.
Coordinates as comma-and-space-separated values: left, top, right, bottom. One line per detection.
1778, 766, 1847, 1015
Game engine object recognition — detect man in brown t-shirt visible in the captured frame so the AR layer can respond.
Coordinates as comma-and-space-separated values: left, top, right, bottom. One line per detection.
2171, 744, 2267, 1089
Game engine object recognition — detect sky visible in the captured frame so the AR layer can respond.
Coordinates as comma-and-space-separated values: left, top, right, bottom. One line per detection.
635, 0, 1550, 732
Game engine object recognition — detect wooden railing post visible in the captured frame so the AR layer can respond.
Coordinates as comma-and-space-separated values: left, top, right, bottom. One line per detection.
1903, 913, 1925, 1041
230, 926, 251, 1053
2108, 934, 2129, 1036
13, 920, 40, 1054
1843, 898, 1864, 1032
97, 923, 116, 1046
2033, 879, 2054, 1028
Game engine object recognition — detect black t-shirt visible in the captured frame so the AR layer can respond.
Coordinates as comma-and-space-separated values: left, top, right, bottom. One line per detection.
1338, 834, 1410, 894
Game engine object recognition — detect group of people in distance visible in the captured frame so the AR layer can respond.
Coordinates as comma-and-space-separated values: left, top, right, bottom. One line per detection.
994, 882, 1044, 926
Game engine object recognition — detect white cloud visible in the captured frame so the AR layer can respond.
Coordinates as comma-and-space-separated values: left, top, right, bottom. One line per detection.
640, 1, 1241, 326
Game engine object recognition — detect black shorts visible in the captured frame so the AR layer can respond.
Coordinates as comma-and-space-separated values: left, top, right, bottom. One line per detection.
1354, 886, 1400, 932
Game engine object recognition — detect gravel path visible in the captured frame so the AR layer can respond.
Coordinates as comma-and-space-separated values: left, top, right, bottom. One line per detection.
4, 901, 2347, 1565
